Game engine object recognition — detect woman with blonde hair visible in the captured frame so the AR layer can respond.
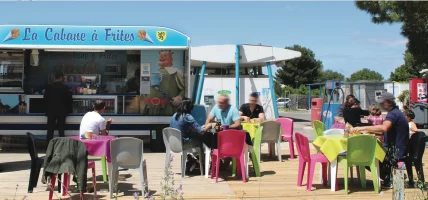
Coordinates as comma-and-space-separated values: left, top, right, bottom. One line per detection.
367, 104, 385, 142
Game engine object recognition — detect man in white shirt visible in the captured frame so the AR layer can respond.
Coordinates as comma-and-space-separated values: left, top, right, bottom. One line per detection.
79, 100, 112, 138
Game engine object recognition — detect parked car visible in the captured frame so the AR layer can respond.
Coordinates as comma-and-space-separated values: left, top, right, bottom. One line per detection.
277, 98, 290, 108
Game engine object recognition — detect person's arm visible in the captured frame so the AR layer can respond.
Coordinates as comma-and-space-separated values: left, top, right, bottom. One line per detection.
410, 122, 418, 134
359, 108, 370, 116
98, 118, 108, 135
351, 120, 392, 133
258, 105, 265, 119
66, 88, 73, 114
229, 108, 242, 129
205, 107, 216, 126
185, 114, 208, 134
239, 104, 248, 121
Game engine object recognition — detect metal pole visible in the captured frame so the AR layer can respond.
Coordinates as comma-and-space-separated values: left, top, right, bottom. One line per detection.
308, 85, 311, 109
319, 85, 322, 98
195, 62, 206, 104
358, 84, 361, 100
235, 45, 240, 107
267, 62, 279, 118
392, 82, 395, 96
191, 68, 200, 102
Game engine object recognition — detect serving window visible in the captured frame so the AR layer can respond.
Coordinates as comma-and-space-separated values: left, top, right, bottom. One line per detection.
0, 50, 24, 93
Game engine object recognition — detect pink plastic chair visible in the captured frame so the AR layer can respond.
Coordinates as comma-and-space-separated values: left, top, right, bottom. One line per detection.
295, 132, 328, 191
210, 130, 247, 183
275, 118, 295, 159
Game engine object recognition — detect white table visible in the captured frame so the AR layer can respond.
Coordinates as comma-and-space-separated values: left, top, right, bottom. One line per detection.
329, 158, 381, 192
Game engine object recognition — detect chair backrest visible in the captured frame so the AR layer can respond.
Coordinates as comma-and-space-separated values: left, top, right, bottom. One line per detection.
312, 120, 325, 138
162, 127, 183, 153
346, 135, 377, 166
323, 129, 344, 136
260, 121, 282, 142
217, 130, 246, 157
275, 118, 293, 137
295, 132, 310, 162
191, 104, 207, 126
110, 137, 144, 169
409, 131, 427, 160
26, 132, 38, 161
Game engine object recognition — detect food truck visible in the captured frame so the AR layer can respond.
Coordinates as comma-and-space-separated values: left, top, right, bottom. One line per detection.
0, 25, 190, 150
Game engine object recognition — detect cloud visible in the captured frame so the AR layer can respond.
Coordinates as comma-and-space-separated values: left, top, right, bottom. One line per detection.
362, 37, 407, 47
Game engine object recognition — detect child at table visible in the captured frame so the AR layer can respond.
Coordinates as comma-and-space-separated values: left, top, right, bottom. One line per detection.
367, 104, 385, 143
404, 110, 418, 138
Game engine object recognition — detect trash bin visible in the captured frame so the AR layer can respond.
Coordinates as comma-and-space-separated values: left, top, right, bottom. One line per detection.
411, 103, 428, 128
150, 125, 168, 152
311, 98, 323, 126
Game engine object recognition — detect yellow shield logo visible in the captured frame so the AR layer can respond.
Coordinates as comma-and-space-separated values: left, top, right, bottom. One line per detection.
156, 31, 167, 42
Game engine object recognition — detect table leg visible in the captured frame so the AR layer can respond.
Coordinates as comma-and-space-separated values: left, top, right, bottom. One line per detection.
330, 159, 338, 192
244, 145, 249, 180
107, 162, 112, 192
204, 144, 211, 178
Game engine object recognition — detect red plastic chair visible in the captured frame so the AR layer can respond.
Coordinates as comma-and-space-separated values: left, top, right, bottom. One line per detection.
49, 161, 97, 200
275, 118, 295, 159
295, 132, 328, 191
210, 130, 247, 183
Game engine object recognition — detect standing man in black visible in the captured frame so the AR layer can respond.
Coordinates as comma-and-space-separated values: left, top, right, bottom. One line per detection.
44, 72, 72, 142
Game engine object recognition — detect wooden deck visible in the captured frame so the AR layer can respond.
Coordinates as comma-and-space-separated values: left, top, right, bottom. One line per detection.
0, 142, 424, 200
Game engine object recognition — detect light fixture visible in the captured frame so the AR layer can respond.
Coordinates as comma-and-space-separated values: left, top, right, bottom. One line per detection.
30, 49, 39, 66
44, 49, 105, 53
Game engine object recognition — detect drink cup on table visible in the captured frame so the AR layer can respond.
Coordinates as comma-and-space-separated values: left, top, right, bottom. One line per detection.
84, 131, 93, 139
211, 123, 216, 132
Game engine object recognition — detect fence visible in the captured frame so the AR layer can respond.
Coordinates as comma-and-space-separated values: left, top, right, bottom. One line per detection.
285, 94, 319, 110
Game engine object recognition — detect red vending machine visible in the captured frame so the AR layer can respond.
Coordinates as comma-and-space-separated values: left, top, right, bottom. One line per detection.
410, 78, 428, 103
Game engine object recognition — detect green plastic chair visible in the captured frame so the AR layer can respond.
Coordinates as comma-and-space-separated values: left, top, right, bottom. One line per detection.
313, 120, 325, 138
338, 135, 379, 195
89, 156, 108, 183
312, 120, 325, 138
231, 127, 262, 177
250, 126, 263, 177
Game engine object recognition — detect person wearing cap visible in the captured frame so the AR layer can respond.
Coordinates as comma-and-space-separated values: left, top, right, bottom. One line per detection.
239, 92, 265, 122
350, 92, 409, 188
43, 72, 73, 142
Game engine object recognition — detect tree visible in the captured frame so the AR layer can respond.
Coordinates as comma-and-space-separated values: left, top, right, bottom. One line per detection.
347, 68, 384, 82
318, 70, 345, 83
356, 1, 428, 73
275, 45, 323, 87
389, 50, 420, 81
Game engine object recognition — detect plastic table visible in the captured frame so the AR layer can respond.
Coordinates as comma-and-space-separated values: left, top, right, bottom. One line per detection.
313, 134, 386, 191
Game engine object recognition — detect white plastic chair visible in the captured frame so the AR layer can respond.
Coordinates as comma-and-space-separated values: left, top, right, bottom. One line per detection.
323, 129, 344, 136
109, 137, 148, 198
162, 127, 203, 178
260, 121, 283, 162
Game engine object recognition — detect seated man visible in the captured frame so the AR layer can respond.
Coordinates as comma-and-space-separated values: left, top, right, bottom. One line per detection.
205, 94, 241, 130
239, 92, 265, 121
79, 100, 112, 138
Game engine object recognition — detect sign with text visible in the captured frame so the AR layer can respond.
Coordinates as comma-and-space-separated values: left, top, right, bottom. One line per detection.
0, 25, 189, 48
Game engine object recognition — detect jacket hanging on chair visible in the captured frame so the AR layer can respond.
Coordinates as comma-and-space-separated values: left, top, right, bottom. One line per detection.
42, 138, 88, 192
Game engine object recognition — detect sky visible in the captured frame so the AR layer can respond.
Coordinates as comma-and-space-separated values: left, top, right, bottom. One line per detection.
0, 1, 406, 79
